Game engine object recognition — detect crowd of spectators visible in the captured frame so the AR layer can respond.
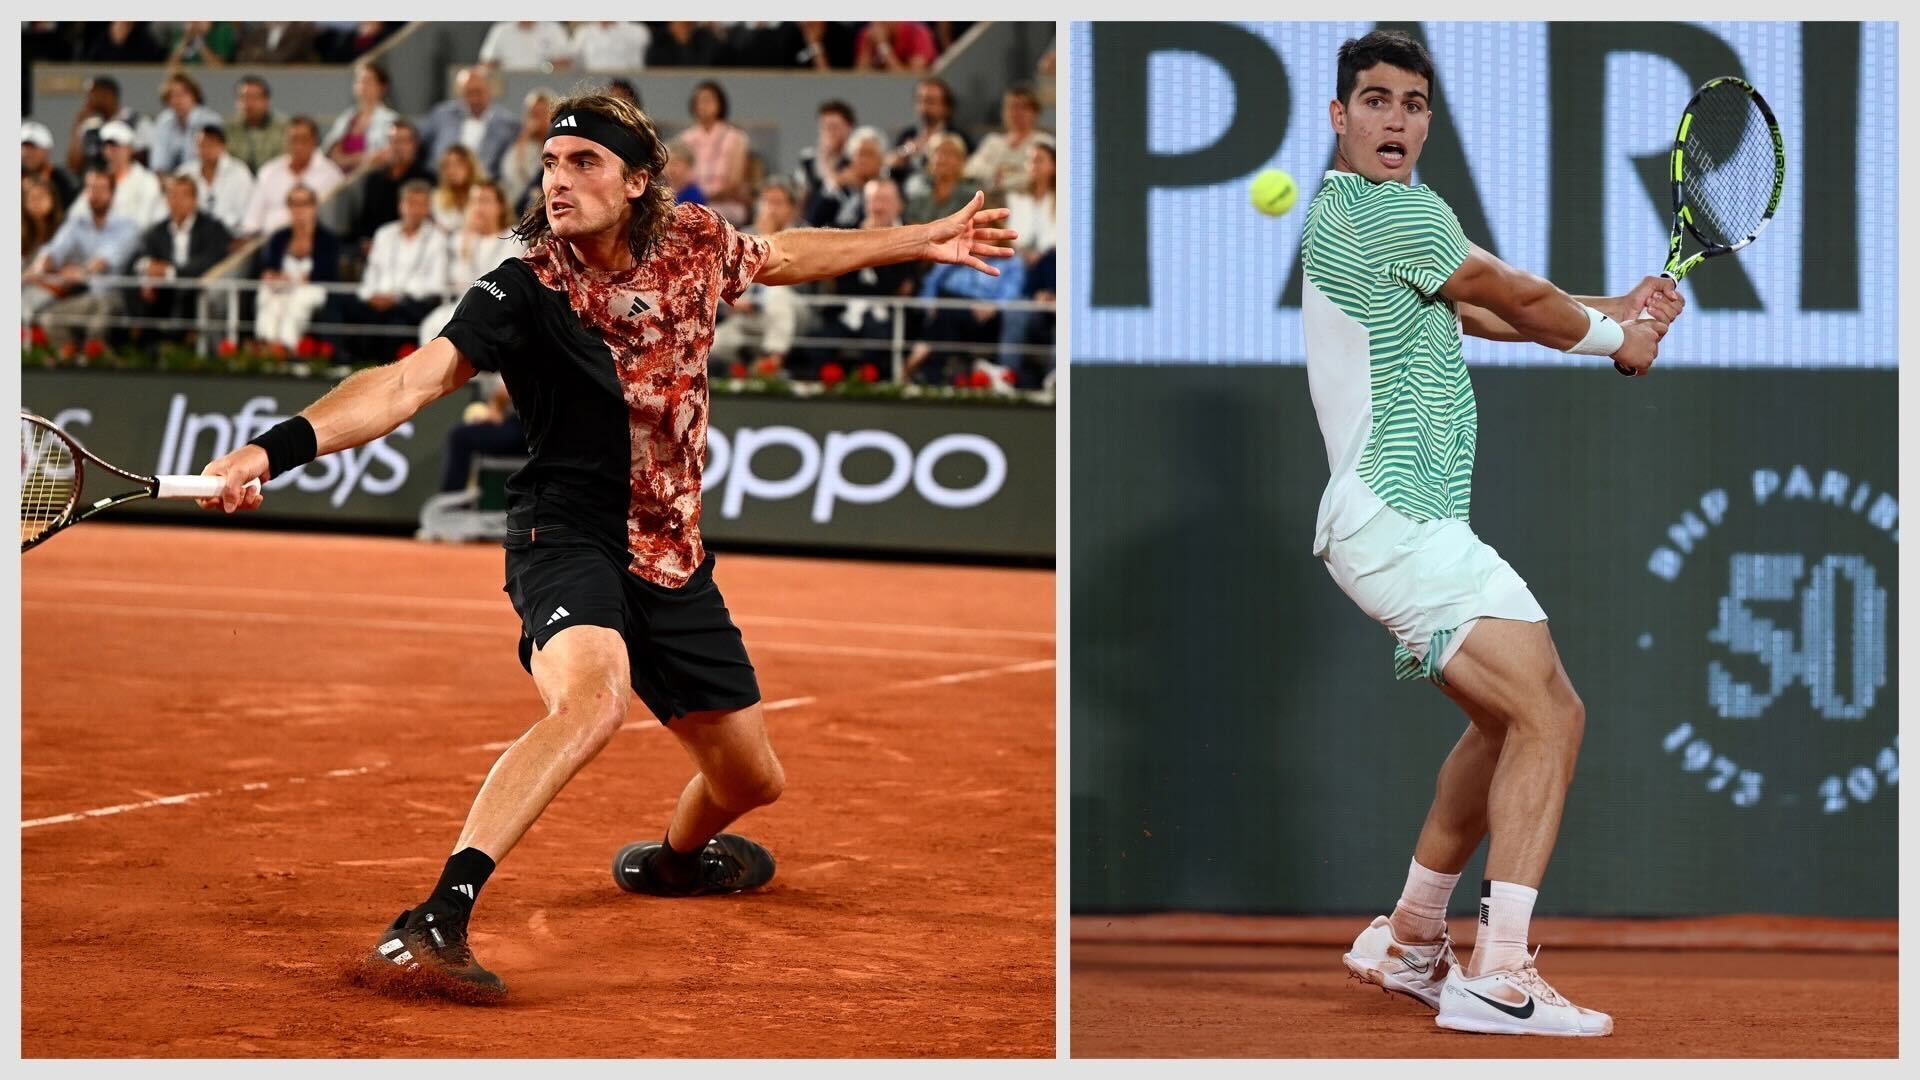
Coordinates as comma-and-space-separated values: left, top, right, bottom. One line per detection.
21, 20, 1054, 387
749, 77, 1058, 388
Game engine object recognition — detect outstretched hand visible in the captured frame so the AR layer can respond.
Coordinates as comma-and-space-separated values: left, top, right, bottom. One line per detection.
923, 191, 1018, 276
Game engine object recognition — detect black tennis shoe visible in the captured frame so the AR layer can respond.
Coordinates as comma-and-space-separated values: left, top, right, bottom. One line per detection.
612, 833, 776, 896
365, 908, 507, 1002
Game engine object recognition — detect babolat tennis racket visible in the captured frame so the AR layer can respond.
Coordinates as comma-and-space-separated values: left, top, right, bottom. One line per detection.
20, 410, 256, 552
1617, 74, 1786, 376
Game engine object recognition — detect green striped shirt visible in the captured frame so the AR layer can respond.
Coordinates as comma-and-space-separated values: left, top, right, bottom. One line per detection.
1301, 171, 1476, 526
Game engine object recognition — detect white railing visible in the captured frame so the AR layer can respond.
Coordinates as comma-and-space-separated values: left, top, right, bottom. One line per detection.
27, 274, 1056, 385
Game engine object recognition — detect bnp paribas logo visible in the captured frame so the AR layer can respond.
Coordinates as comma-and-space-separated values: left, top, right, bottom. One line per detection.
1639, 466, 1898, 817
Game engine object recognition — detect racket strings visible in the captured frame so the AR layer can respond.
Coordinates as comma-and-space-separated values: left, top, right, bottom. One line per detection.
20, 419, 79, 546
1682, 87, 1778, 247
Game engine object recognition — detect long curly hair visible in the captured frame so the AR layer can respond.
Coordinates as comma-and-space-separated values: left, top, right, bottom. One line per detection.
512, 91, 674, 263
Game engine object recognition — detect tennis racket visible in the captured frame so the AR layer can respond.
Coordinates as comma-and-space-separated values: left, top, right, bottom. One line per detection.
20, 410, 258, 553
1617, 75, 1786, 376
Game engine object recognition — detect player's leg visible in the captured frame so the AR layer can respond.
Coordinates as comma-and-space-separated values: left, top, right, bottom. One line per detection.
612, 556, 782, 896
365, 624, 629, 999
1430, 618, 1611, 1036
1388, 688, 1504, 946
665, 702, 786, 852
456, 623, 631, 859
1442, 618, 1582, 902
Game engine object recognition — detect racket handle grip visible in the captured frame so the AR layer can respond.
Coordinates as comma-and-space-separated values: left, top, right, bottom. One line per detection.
1619, 270, 1680, 376
157, 475, 262, 499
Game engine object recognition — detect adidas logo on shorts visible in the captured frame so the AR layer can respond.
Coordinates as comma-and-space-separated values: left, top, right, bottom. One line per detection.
545, 605, 571, 627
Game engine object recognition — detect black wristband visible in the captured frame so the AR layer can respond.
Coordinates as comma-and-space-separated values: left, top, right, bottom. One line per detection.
248, 416, 318, 478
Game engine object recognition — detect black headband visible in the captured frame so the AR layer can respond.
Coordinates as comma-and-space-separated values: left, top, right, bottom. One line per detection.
547, 110, 650, 168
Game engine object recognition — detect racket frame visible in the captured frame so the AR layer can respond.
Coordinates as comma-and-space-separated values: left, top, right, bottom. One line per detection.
1620, 75, 1786, 377
19, 410, 226, 552
1659, 75, 1786, 282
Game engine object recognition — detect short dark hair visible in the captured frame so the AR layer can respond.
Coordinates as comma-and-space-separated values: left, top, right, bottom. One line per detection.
917, 77, 955, 112
1336, 30, 1436, 105
239, 75, 271, 98
287, 115, 320, 140
607, 78, 641, 107
166, 72, 204, 105
88, 75, 121, 97
83, 164, 115, 188
1005, 83, 1040, 110
389, 117, 417, 139
399, 178, 433, 200
689, 80, 729, 121
818, 100, 855, 126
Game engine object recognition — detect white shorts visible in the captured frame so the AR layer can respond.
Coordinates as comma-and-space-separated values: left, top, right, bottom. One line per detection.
1320, 498, 1547, 684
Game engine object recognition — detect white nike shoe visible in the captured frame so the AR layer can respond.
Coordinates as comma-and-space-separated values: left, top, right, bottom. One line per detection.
1342, 915, 1456, 1010
1435, 947, 1613, 1036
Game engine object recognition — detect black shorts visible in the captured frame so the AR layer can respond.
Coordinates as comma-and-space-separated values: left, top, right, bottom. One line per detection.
504, 539, 760, 724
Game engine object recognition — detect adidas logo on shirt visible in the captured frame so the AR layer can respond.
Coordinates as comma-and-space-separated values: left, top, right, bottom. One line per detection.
545, 605, 571, 627
626, 295, 649, 318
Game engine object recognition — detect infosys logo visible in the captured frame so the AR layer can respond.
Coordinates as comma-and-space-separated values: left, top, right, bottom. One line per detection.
704, 426, 1006, 523
153, 394, 413, 507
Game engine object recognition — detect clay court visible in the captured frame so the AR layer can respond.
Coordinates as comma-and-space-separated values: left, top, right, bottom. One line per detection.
1072, 914, 1896, 1057
21, 524, 1055, 1057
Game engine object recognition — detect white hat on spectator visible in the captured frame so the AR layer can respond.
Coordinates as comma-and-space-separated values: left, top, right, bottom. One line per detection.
99, 119, 136, 145
21, 121, 55, 149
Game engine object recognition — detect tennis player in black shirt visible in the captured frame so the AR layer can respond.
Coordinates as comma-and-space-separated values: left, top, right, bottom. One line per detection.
197, 92, 1016, 1000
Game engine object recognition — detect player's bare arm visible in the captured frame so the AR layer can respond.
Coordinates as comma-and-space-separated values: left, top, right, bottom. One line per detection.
1440, 244, 1674, 372
1456, 276, 1684, 343
756, 190, 1016, 284
196, 338, 477, 512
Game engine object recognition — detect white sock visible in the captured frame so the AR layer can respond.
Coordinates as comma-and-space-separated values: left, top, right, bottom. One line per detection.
1471, 880, 1539, 975
1388, 858, 1459, 943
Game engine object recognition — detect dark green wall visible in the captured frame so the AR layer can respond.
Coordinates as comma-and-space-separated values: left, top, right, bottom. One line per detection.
1070, 366, 1897, 917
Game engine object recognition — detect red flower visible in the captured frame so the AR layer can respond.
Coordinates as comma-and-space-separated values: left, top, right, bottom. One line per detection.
218, 338, 238, 357
83, 338, 106, 359
951, 373, 968, 388
819, 362, 845, 386
269, 342, 289, 360
754, 356, 782, 377
59, 341, 78, 359
857, 363, 880, 384
728, 361, 749, 379
1001, 369, 1017, 385
395, 342, 417, 360
969, 369, 994, 389
295, 336, 317, 358
318, 340, 335, 359
31, 325, 49, 347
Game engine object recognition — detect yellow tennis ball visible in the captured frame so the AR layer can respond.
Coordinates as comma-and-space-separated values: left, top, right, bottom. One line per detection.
1250, 168, 1298, 217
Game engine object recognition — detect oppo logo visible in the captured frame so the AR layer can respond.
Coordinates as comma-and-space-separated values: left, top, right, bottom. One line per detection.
704, 426, 1007, 523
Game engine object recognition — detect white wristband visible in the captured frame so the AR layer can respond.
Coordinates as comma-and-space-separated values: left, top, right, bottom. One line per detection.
1566, 304, 1625, 357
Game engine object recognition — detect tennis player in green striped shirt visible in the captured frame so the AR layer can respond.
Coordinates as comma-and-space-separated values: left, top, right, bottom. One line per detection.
1306, 30, 1683, 1037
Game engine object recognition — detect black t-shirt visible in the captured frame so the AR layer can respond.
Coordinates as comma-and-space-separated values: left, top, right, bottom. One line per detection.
438, 202, 770, 587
